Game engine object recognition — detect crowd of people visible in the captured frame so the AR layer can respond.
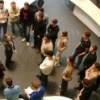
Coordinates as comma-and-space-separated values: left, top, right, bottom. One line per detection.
0, 0, 100, 100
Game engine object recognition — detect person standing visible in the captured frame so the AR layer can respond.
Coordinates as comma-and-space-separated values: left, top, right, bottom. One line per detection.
47, 19, 59, 48
9, 1, 22, 38
75, 63, 100, 91
0, 0, 8, 43
54, 31, 68, 67
72, 31, 91, 69
60, 56, 75, 96
32, 14, 46, 53
20, 2, 33, 46
4, 77, 21, 100
36, 51, 55, 87
78, 45, 97, 81
4, 35, 16, 68
41, 34, 53, 61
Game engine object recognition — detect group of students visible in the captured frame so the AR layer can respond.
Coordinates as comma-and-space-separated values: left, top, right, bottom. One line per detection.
0, 0, 100, 100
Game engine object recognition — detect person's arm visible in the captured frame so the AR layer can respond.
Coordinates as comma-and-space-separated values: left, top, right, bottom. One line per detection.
0, 9, 8, 20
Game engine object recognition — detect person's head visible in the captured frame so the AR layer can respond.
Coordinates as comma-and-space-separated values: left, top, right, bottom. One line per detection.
82, 79, 91, 88
0, 0, 4, 8
11, 1, 16, 9
89, 45, 97, 53
38, 7, 44, 15
44, 34, 51, 42
51, 19, 58, 27
82, 30, 91, 39
32, 82, 40, 90
36, 13, 44, 22
61, 31, 68, 37
24, 2, 29, 10
67, 56, 74, 64
93, 63, 100, 71
6, 35, 12, 42
5, 77, 13, 87
45, 50, 54, 58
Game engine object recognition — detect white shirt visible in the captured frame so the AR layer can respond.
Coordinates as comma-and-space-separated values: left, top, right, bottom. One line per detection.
39, 56, 55, 75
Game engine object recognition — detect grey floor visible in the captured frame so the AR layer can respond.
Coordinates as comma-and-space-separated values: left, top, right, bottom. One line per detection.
0, 0, 100, 99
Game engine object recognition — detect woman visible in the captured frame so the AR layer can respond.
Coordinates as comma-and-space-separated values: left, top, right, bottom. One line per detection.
72, 31, 91, 68
54, 31, 68, 67
60, 56, 75, 96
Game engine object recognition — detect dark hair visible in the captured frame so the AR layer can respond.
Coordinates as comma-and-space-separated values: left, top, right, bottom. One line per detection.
94, 63, 100, 71
24, 2, 29, 7
92, 45, 97, 51
38, 7, 44, 12
82, 79, 91, 88
84, 31, 91, 37
0, 0, 4, 3
68, 56, 74, 63
62, 31, 68, 37
44, 34, 51, 40
52, 19, 58, 24
45, 51, 54, 57
5, 77, 13, 87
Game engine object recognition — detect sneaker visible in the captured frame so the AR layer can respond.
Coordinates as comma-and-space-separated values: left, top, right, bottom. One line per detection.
12, 35, 15, 39
26, 42, 30, 46
21, 38, 26, 42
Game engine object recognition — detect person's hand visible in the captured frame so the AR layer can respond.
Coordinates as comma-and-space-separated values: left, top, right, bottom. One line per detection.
37, 35, 40, 38
31, 30, 34, 34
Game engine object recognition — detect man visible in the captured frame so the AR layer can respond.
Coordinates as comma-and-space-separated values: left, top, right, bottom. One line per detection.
36, 51, 55, 87
20, 2, 33, 46
19, 82, 45, 100
78, 45, 97, 80
72, 31, 91, 68
9, 1, 22, 38
35, 7, 49, 25
47, 19, 59, 48
32, 14, 46, 53
75, 63, 100, 91
0, 0, 8, 43
4, 77, 21, 100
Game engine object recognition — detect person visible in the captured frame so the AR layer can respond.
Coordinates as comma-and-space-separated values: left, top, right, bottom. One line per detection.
31, 13, 46, 53
0, 60, 6, 89
60, 56, 75, 96
4, 35, 16, 68
72, 31, 91, 68
78, 45, 97, 81
4, 77, 21, 100
54, 31, 68, 67
47, 19, 59, 48
41, 34, 53, 61
74, 63, 100, 91
36, 51, 55, 87
9, 1, 22, 38
0, 0, 8, 43
20, 2, 33, 46
35, 7, 49, 25
75, 79, 94, 100
19, 82, 45, 100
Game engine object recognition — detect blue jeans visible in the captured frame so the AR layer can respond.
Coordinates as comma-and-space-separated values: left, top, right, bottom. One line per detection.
0, 22, 7, 41
11, 21, 23, 36
21, 23, 31, 42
